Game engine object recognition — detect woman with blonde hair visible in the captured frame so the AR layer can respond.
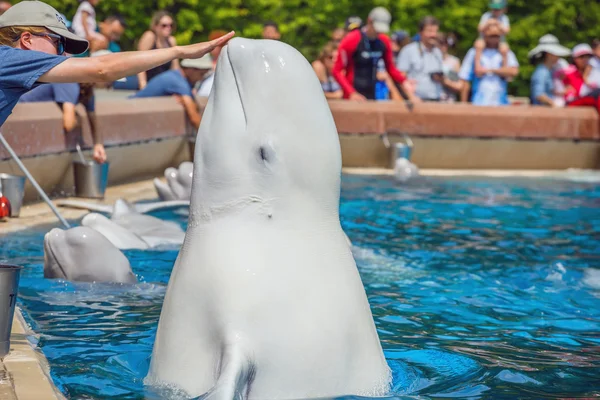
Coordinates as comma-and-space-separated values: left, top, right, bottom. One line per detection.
0, 1, 233, 129
136, 11, 179, 89
312, 42, 343, 99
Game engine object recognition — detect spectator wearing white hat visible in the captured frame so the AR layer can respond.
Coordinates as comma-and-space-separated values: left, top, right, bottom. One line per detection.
0, 1, 234, 130
130, 55, 213, 130
528, 34, 570, 107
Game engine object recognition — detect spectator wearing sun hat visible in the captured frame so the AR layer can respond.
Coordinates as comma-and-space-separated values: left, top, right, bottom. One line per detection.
528, 34, 571, 106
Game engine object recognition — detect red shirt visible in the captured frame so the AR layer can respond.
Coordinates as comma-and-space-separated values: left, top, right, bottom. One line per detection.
332, 29, 406, 99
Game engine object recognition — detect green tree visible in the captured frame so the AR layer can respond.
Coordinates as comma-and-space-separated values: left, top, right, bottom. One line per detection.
23, 0, 600, 97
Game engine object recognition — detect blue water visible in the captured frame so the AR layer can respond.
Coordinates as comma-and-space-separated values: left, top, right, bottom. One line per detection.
1, 174, 599, 399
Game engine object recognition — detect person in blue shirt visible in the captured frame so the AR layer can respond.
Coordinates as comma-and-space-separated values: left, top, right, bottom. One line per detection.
0, 1, 234, 133
19, 82, 106, 162
131, 55, 212, 130
527, 34, 571, 107
458, 21, 519, 106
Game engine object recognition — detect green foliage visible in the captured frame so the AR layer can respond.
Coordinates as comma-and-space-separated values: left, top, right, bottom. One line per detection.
21, 0, 600, 96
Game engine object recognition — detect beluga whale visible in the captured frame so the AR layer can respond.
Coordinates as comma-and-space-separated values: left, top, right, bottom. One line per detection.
145, 38, 391, 399
153, 161, 194, 201
44, 226, 137, 283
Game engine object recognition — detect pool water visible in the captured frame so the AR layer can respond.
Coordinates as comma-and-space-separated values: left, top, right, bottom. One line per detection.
1, 174, 599, 399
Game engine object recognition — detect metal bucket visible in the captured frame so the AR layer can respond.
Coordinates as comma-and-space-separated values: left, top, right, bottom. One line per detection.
73, 161, 109, 199
0, 264, 22, 359
390, 142, 412, 168
0, 174, 26, 217
382, 133, 414, 169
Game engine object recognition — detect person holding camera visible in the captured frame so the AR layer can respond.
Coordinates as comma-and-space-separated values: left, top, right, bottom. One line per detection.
396, 16, 457, 102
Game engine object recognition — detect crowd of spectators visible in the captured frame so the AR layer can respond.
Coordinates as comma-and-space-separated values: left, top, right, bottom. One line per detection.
313, 0, 600, 113
3, 0, 600, 165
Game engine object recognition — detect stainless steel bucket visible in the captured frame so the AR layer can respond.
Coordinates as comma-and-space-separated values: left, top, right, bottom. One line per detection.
0, 264, 22, 359
383, 133, 414, 169
0, 174, 26, 217
73, 161, 109, 199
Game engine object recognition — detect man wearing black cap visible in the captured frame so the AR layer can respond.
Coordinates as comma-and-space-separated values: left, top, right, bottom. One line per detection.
0, 1, 234, 128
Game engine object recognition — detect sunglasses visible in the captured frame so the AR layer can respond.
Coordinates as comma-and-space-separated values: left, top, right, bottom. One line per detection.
160, 23, 173, 28
15, 32, 66, 55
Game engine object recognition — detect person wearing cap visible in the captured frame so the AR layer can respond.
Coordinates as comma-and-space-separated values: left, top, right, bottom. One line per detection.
332, 7, 417, 102
458, 20, 519, 107
528, 34, 571, 107
475, 0, 511, 83
562, 44, 600, 114
396, 16, 448, 102
0, 1, 234, 129
478, 0, 510, 39
344, 16, 362, 33
131, 55, 213, 130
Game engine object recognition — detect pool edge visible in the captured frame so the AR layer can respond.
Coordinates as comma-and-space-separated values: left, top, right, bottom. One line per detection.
1, 308, 64, 400
0, 179, 164, 234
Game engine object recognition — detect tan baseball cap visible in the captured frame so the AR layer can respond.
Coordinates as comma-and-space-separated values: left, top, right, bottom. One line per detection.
0, 1, 89, 54
368, 7, 392, 34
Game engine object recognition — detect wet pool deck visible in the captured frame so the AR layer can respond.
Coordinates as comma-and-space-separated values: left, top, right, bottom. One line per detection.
1, 168, 599, 399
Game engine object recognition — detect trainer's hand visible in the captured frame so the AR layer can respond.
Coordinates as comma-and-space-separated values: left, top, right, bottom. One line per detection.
178, 31, 235, 60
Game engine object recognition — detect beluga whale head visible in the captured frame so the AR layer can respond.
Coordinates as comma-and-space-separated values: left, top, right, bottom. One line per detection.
190, 37, 343, 225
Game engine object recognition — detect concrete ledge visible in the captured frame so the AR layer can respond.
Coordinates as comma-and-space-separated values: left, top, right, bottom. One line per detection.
1, 98, 188, 159
341, 135, 600, 169
0, 309, 62, 400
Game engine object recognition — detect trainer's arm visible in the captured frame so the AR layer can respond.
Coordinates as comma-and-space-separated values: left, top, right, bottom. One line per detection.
38, 32, 234, 84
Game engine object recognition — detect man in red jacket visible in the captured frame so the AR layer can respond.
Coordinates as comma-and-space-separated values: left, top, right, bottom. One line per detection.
333, 7, 418, 102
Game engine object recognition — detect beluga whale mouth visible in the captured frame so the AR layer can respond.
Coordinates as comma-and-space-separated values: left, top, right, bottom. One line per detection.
146, 37, 391, 399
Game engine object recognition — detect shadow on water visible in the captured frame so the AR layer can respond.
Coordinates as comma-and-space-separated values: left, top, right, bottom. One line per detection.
0, 174, 599, 399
